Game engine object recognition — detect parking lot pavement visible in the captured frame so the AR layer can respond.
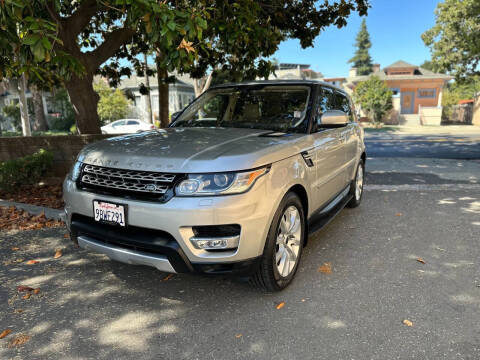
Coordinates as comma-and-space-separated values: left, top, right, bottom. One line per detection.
1, 186, 479, 359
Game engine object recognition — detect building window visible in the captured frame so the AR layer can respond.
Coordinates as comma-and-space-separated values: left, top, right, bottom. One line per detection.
417, 88, 436, 98
390, 88, 400, 98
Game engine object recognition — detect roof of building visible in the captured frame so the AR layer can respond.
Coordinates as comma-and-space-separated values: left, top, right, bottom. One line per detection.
348, 60, 453, 82
385, 60, 417, 69
119, 73, 194, 90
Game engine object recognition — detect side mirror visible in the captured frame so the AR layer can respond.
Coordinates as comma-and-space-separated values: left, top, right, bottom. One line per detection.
321, 110, 349, 126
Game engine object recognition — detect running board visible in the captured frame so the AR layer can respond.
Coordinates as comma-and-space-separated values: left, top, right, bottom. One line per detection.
308, 192, 352, 234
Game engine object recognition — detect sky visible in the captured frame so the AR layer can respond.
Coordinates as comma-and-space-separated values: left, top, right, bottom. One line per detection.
273, 0, 443, 78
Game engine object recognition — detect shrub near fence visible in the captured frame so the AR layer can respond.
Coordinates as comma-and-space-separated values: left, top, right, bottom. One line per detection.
0, 149, 53, 190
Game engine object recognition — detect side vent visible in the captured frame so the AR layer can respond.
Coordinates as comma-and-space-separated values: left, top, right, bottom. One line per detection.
301, 151, 314, 167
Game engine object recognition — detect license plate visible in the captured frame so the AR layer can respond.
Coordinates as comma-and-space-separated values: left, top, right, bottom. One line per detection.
93, 201, 126, 227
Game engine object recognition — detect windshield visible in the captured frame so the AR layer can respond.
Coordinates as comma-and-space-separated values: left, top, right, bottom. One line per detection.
171, 85, 311, 132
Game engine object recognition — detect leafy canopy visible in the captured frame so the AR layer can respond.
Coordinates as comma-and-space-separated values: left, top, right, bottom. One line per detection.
353, 76, 392, 124
94, 81, 131, 123
422, 0, 480, 80
348, 18, 373, 76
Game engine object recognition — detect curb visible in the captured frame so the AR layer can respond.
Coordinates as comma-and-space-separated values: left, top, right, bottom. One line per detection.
0, 200, 65, 221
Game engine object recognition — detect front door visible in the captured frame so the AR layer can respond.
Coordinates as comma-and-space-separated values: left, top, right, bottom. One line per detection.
401, 92, 415, 114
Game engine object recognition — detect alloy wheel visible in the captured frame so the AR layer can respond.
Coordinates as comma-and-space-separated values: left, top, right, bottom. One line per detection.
275, 205, 302, 277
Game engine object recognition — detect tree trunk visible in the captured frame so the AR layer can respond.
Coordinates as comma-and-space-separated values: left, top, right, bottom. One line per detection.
143, 53, 153, 124
156, 51, 169, 128
18, 74, 31, 136
31, 84, 48, 131
65, 73, 101, 134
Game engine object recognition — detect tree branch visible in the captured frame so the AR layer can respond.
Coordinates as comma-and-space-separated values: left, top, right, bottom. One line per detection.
45, 1, 62, 25
63, 0, 102, 37
87, 26, 136, 70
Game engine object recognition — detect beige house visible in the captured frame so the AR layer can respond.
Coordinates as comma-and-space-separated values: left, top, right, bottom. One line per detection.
325, 61, 453, 126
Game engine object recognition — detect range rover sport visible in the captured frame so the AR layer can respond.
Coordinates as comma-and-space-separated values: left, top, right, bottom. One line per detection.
64, 80, 366, 291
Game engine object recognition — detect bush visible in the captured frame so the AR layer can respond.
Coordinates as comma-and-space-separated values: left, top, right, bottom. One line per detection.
0, 149, 54, 190
353, 76, 393, 125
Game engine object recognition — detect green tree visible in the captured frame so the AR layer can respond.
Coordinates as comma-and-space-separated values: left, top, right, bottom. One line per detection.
94, 82, 131, 124
0, 0, 369, 134
349, 18, 373, 75
422, 0, 480, 80
353, 76, 393, 125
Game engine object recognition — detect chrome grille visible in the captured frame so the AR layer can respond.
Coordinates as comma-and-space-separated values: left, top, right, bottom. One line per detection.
80, 164, 177, 196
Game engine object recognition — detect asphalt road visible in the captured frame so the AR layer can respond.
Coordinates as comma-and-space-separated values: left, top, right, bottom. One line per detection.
365, 134, 480, 160
1, 180, 480, 358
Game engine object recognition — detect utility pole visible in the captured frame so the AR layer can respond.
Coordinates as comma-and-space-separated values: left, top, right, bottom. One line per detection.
143, 53, 153, 124
18, 73, 31, 136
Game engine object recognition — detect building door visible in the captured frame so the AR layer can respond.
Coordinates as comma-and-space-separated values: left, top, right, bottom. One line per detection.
401, 91, 415, 114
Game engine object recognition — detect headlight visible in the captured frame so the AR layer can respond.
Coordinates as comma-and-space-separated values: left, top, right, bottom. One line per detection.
176, 167, 269, 196
69, 161, 83, 181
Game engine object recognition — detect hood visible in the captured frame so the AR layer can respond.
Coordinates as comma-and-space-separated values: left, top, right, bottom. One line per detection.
80, 127, 312, 173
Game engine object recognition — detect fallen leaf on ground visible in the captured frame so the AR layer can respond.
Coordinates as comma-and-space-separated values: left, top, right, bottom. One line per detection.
416, 258, 426, 264
53, 249, 62, 259
0, 329, 12, 339
7, 334, 30, 348
235, 334, 242, 338
11, 247, 20, 251
276, 302, 285, 310
33, 289, 40, 295
17, 286, 34, 292
395, 213, 403, 216
63, 233, 69, 239
163, 274, 174, 281
22, 293, 31, 300
26, 260, 39, 265
14, 309, 24, 314
318, 262, 332, 274
403, 319, 413, 327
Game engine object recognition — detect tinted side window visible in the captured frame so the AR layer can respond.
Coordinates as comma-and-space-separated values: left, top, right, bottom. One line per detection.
315, 87, 336, 126
334, 91, 353, 122
127, 120, 139, 125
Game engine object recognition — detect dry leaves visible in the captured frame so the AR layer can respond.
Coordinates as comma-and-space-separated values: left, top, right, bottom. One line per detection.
63, 233, 70, 239
53, 249, 63, 259
26, 260, 40, 265
0, 206, 64, 231
22, 293, 31, 300
276, 302, 285, 310
416, 258, 426, 264
11, 247, 20, 251
17, 285, 34, 292
318, 262, 332, 274
235, 334, 242, 338
0, 329, 12, 339
177, 38, 195, 53
7, 334, 30, 348
395, 213, 403, 216
0, 183, 63, 209
403, 319, 413, 327
163, 274, 174, 281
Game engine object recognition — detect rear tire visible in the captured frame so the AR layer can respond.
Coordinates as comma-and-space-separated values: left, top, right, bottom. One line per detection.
250, 192, 305, 292
347, 159, 365, 208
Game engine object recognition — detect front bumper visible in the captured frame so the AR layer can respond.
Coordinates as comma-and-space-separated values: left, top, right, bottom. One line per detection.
64, 177, 273, 274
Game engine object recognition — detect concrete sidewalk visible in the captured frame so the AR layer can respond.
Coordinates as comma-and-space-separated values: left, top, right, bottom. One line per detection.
364, 125, 480, 137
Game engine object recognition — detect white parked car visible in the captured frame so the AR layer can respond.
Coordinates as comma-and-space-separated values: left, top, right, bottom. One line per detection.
101, 119, 155, 134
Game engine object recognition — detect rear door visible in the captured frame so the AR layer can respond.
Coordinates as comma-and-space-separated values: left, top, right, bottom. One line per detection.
309, 86, 349, 210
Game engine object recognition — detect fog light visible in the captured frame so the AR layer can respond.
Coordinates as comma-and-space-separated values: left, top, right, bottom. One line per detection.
190, 235, 240, 250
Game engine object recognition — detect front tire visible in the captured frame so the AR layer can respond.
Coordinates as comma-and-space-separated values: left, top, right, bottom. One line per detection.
347, 159, 365, 208
251, 192, 305, 291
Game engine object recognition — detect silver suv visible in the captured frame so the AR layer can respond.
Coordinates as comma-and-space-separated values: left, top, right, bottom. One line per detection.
64, 80, 366, 291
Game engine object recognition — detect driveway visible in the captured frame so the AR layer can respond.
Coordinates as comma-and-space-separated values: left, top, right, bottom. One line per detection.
1, 187, 479, 359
